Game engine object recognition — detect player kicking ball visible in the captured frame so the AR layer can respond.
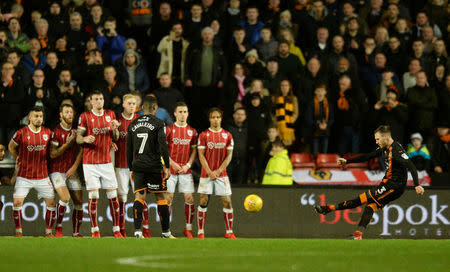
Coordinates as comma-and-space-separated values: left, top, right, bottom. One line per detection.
49, 104, 84, 237
126, 96, 174, 239
315, 125, 425, 239
197, 108, 236, 239
166, 102, 198, 238
9, 107, 57, 237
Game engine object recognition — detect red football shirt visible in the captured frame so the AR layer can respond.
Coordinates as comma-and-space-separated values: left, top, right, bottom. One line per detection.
49, 123, 78, 173
115, 112, 139, 168
197, 128, 234, 178
166, 123, 198, 174
12, 125, 51, 179
78, 109, 116, 164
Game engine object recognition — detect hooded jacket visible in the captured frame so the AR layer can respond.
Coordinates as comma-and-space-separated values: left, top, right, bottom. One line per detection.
118, 49, 150, 94
262, 149, 293, 185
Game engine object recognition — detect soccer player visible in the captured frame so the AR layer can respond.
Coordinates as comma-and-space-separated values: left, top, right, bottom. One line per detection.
126, 95, 174, 239
197, 108, 236, 239
165, 102, 198, 238
76, 90, 123, 238
49, 103, 84, 237
114, 94, 148, 238
315, 125, 425, 240
8, 106, 56, 237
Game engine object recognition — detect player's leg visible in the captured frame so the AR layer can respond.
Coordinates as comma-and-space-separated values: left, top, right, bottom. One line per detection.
179, 174, 195, 238
69, 189, 84, 237
83, 164, 101, 237
197, 177, 213, 238
315, 192, 367, 215
133, 189, 147, 238
115, 168, 130, 237
54, 185, 71, 237
166, 174, 178, 216
43, 197, 57, 237
216, 177, 236, 239
101, 163, 122, 238
155, 192, 174, 238
12, 177, 32, 236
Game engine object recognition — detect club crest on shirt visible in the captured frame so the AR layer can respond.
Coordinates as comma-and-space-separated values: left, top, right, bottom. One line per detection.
187, 129, 193, 136
27, 136, 30, 140
105, 116, 111, 122
43, 134, 48, 141
222, 133, 228, 139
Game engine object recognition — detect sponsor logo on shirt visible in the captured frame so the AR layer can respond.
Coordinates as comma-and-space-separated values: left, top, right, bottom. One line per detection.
207, 142, 226, 149
92, 127, 110, 135
27, 145, 46, 152
172, 138, 191, 145
119, 131, 127, 138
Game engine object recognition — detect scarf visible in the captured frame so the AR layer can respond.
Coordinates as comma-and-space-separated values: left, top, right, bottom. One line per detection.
268, 4, 280, 13
108, 80, 116, 93
337, 91, 349, 111
235, 75, 246, 101
275, 96, 295, 129
228, 7, 240, 16
441, 134, 450, 143
314, 97, 329, 122
385, 101, 399, 111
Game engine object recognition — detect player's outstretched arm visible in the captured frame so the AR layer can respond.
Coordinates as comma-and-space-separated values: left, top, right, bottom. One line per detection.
345, 149, 382, 164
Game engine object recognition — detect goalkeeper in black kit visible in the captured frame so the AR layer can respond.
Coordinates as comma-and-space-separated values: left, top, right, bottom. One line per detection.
315, 126, 425, 239
126, 95, 174, 239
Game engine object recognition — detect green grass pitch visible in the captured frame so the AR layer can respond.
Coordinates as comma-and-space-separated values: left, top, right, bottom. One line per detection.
0, 237, 448, 272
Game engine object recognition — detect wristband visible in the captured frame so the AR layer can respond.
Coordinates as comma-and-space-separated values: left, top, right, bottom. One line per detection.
186, 163, 191, 169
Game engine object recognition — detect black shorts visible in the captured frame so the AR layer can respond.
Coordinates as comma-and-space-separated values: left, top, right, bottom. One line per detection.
364, 181, 405, 208
133, 171, 166, 194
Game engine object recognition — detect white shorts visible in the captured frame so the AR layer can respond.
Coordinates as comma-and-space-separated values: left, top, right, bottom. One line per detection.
197, 176, 232, 196
167, 174, 195, 194
49, 172, 82, 191
115, 168, 132, 196
14, 177, 55, 199
83, 163, 118, 191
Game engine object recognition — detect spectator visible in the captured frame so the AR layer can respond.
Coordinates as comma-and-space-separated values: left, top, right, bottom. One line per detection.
421, 25, 437, 54
66, 12, 90, 57
227, 26, 251, 67
407, 132, 431, 172
255, 26, 278, 63
262, 58, 284, 95
184, 27, 227, 130
385, 35, 407, 77
260, 124, 280, 180
54, 36, 79, 76
126, 0, 152, 47
273, 79, 299, 147
86, 3, 105, 36
34, 18, 52, 53
141, 93, 173, 125
96, 16, 126, 64
344, 17, 365, 56
374, 26, 389, 51
341, 1, 368, 35
412, 11, 442, 40
307, 27, 330, 61
326, 35, 357, 76
297, 57, 327, 107
118, 49, 150, 95
426, 39, 447, 78
43, 51, 60, 92
223, 63, 250, 116
239, 6, 265, 46
225, 108, 248, 184
183, 3, 207, 44
82, 49, 106, 93
56, 69, 83, 113
402, 58, 421, 92
149, 2, 177, 48
373, 67, 403, 103
379, 3, 403, 34
92, 65, 128, 114
7, 49, 31, 87
406, 71, 438, 140
244, 49, 265, 80
210, 19, 224, 48
260, 0, 282, 26
276, 40, 304, 83
223, 0, 242, 41
262, 139, 293, 185
23, 69, 57, 126
45, 1, 67, 39
410, 40, 428, 70
0, 29, 10, 63
153, 73, 184, 117
394, 18, 413, 48
373, 88, 408, 144
435, 74, 450, 127
276, 10, 299, 41
279, 28, 306, 66
305, 84, 334, 156
21, 38, 46, 75
430, 123, 450, 173
157, 22, 189, 89
242, 79, 271, 110
7, 17, 29, 53
334, 74, 365, 155
359, 0, 384, 31
246, 93, 272, 183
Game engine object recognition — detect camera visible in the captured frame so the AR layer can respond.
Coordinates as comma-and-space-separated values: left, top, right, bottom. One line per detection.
102, 28, 111, 35
63, 81, 70, 87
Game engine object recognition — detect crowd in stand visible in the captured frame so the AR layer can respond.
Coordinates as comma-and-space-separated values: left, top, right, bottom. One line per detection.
0, 0, 448, 184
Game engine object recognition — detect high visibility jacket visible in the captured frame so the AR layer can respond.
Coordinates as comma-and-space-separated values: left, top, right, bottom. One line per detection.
262, 149, 293, 185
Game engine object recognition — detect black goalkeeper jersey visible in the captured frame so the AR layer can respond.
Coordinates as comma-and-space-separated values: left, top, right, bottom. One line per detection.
126, 114, 170, 173
347, 141, 419, 186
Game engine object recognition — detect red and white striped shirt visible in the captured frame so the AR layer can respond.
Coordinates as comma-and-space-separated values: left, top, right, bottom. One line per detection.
166, 123, 198, 174
197, 128, 233, 178
12, 125, 51, 179
78, 109, 116, 164
49, 123, 78, 173
115, 112, 139, 168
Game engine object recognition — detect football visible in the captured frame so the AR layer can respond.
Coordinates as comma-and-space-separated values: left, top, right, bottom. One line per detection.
244, 194, 263, 213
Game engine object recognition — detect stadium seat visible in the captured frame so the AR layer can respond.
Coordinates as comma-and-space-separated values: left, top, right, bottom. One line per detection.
343, 154, 369, 170
316, 153, 341, 169
290, 153, 316, 169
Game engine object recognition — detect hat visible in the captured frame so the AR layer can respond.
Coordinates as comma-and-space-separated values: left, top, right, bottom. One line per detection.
410, 133, 423, 142
245, 49, 259, 59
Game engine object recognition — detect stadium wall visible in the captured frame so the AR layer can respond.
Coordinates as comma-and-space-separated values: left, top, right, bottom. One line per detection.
0, 187, 448, 239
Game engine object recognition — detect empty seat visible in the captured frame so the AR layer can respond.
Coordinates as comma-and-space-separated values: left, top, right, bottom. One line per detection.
290, 153, 315, 168
316, 153, 341, 169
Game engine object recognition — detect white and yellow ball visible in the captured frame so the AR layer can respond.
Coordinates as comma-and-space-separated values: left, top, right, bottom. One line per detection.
244, 194, 263, 213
